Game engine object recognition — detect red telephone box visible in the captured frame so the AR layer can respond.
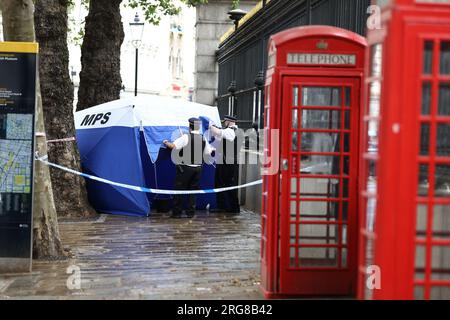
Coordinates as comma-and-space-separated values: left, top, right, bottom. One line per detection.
261, 26, 367, 298
358, 0, 450, 300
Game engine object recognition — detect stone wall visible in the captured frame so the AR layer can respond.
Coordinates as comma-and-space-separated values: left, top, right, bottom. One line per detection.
194, 0, 258, 106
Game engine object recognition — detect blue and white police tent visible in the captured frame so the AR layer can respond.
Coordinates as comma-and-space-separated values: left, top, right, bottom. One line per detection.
74, 95, 221, 217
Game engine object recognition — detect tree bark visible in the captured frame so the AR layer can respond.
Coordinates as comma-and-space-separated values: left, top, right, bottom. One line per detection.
0, 0, 65, 258
77, 0, 124, 111
34, 0, 97, 218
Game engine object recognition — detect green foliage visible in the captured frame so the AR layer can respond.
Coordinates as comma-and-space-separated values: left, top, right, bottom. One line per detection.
65, 0, 241, 46
67, 0, 89, 8
67, 0, 88, 47
127, 0, 199, 25
127, 0, 240, 25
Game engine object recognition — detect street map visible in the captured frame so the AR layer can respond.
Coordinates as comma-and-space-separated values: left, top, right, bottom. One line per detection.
0, 114, 33, 193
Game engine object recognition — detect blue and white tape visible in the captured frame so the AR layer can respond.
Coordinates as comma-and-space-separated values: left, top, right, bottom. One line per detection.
35, 154, 262, 195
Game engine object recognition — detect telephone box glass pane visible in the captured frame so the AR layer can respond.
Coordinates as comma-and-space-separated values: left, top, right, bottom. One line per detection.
439, 84, 450, 115
301, 132, 339, 152
345, 87, 351, 106
292, 109, 298, 129
416, 204, 427, 237
418, 164, 429, 196
298, 224, 338, 245
431, 246, 450, 271
424, 41, 434, 75
301, 133, 349, 153
431, 287, 450, 300
292, 132, 298, 151
415, 286, 425, 300
293, 86, 299, 106
301, 110, 341, 129
440, 42, 450, 75
302, 87, 341, 106
290, 224, 297, 244
342, 202, 349, 221
300, 155, 340, 175
341, 248, 348, 268
299, 201, 339, 221
291, 201, 297, 218
290, 247, 296, 267
416, 245, 426, 270
420, 123, 430, 155
342, 225, 348, 245
422, 83, 432, 115
432, 205, 450, 240
336, 133, 350, 153
298, 247, 338, 267
435, 165, 450, 197
344, 110, 351, 129
300, 178, 345, 199
291, 178, 298, 195
437, 124, 450, 156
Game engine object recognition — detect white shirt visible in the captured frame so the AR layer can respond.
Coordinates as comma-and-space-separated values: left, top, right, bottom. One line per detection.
214, 125, 238, 142
173, 134, 189, 150
172, 131, 214, 155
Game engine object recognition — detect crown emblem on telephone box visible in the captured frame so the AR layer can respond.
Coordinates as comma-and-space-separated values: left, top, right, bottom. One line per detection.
316, 40, 329, 50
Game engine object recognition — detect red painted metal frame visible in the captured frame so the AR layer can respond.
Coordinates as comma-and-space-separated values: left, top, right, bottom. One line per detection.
359, 0, 450, 300
260, 26, 367, 298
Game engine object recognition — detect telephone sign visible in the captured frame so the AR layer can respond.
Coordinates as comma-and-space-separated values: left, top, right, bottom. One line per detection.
287, 53, 357, 66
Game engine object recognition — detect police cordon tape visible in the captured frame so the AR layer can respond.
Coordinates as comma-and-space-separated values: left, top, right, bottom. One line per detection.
35, 132, 77, 144
35, 154, 263, 195
46, 137, 76, 143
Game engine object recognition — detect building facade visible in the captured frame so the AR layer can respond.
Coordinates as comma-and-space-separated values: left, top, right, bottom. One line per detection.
68, 0, 196, 105
194, 0, 258, 106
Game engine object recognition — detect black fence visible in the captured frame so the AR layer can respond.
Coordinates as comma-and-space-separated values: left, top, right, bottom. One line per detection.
216, 0, 371, 129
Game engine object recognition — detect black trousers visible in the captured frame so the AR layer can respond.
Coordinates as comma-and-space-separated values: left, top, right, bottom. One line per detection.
173, 165, 202, 215
215, 163, 240, 213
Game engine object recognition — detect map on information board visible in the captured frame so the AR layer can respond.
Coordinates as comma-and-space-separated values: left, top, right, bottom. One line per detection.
0, 113, 33, 194
6, 114, 33, 140
0, 140, 32, 193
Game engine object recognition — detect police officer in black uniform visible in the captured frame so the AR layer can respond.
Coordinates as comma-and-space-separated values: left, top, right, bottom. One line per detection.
209, 115, 242, 214
164, 118, 213, 218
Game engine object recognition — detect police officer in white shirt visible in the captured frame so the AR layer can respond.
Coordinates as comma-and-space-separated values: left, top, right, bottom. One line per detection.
209, 115, 241, 214
164, 118, 213, 218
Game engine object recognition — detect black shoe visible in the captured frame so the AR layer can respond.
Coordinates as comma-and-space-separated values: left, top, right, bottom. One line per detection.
186, 212, 196, 218
227, 209, 241, 215
209, 208, 227, 214
171, 212, 183, 219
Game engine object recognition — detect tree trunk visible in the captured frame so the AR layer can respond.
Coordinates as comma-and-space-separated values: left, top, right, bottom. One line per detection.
34, 0, 97, 218
77, 0, 124, 111
0, 0, 65, 258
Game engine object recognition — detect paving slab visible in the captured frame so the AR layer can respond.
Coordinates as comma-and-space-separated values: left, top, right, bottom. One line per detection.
0, 210, 263, 300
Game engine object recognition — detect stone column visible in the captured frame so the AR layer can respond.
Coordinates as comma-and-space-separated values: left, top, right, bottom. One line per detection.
194, 0, 257, 106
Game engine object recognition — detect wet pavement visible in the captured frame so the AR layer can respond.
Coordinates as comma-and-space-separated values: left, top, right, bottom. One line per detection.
0, 211, 263, 300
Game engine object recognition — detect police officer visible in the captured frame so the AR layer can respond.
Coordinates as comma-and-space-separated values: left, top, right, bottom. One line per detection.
209, 115, 242, 214
164, 118, 213, 218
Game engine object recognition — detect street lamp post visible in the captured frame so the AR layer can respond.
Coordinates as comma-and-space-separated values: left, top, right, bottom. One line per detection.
129, 13, 144, 97
228, 9, 247, 31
